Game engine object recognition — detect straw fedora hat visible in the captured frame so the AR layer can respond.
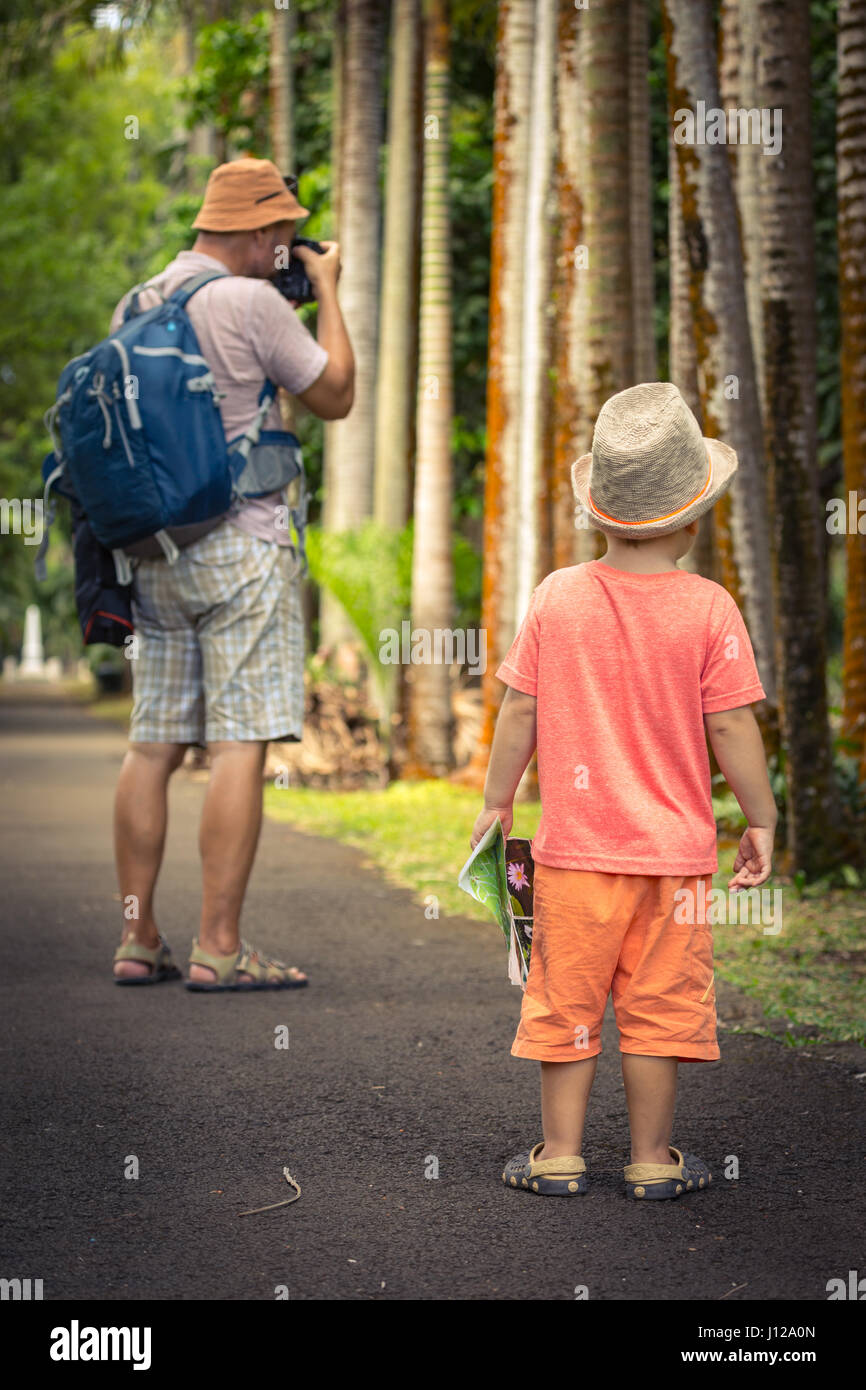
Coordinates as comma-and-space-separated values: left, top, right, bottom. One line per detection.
192, 157, 310, 233
571, 382, 738, 539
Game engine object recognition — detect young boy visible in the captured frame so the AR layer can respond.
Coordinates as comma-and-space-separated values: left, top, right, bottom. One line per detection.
471, 382, 777, 1201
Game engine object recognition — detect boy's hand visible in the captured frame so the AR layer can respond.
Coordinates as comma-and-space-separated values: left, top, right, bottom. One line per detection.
471, 804, 512, 849
729, 825, 775, 890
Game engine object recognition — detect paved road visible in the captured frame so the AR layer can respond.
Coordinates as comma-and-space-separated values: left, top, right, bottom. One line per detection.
0, 692, 864, 1302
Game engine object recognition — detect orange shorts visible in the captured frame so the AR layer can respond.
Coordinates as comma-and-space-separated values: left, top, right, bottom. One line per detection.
512, 864, 720, 1064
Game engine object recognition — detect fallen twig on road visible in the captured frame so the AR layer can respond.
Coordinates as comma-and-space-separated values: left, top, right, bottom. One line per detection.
238, 1168, 301, 1216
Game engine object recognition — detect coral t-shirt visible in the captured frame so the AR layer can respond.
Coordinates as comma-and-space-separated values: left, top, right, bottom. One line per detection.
496, 560, 767, 874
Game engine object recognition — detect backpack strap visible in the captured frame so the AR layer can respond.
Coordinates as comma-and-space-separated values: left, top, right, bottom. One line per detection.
122, 282, 163, 323
33, 457, 66, 583
230, 380, 278, 464
167, 269, 232, 310
122, 268, 231, 322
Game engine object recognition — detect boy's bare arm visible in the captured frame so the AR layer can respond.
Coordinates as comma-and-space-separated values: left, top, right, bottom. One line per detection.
704, 704, 778, 887
470, 687, 537, 846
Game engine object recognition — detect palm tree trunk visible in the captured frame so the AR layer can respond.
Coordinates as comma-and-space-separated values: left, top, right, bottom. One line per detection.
720, 0, 765, 419
320, 0, 387, 649
583, 0, 632, 563
461, 0, 534, 789
758, 0, 843, 874
405, 0, 455, 777
514, 0, 556, 625
269, 4, 297, 439
551, 0, 587, 573
839, 0, 866, 784
374, 0, 423, 531
669, 133, 716, 581
629, 0, 657, 382
269, 1, 295, 175
663, 0, 777, 707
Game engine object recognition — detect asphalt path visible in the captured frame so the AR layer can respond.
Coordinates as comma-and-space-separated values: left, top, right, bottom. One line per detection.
1, 692, 864, 1302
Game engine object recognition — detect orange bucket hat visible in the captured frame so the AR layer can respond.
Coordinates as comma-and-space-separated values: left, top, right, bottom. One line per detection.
192, 157, 311, 232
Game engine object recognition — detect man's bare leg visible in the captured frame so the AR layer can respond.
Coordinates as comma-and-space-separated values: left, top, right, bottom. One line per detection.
188, 740, 306, 985
113, 741, 188, 979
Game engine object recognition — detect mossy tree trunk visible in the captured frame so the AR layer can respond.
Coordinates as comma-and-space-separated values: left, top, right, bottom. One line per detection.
663, 0, 777, 712
320, 0, 386, 649
839, 0, 866, 787
758, 0, 844, 875
462, 0, 534, 790
405, 0, 455, 777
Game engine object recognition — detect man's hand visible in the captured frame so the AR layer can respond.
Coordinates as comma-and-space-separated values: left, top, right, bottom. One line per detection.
293, 239, 341, 296
728, 825, 775, 890
470, 804, 513, 850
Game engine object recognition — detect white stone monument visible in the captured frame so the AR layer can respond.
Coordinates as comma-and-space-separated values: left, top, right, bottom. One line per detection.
19, 604, 46, 679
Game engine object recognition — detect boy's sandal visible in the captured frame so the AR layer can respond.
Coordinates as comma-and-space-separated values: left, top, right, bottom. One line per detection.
185, 937, 309, 992
113, 937, 182, 986
502, 1142, 587, 1196
624, 1145, 712, 1200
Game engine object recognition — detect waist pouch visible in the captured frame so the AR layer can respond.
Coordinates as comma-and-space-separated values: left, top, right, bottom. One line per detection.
125, 429, 309, 568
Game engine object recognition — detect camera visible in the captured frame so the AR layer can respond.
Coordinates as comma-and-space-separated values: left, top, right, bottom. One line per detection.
273, 235, 326, 306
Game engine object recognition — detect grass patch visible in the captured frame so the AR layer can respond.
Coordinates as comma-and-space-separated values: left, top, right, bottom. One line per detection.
264, 778, 866, 1048
87, 695, 133, 725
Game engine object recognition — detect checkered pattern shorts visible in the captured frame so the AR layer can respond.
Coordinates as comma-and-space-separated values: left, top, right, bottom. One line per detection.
128, 521, 305, 745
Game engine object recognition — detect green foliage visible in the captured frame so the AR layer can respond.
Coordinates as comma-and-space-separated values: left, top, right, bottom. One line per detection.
0, 24, 177, 658
306, 518, 483, 671
305, 521, 412, 675
182, 12, 270, 155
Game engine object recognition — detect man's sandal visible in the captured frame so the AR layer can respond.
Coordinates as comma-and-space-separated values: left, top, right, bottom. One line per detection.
113, 937, 182, 986
185, 937, 309, 992
502, 1142, 588, 1196
624, 1145, 712, 1200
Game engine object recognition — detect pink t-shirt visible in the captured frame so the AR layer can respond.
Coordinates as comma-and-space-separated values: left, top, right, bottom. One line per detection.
496, 560, 767, 875
110, 250, 329, 546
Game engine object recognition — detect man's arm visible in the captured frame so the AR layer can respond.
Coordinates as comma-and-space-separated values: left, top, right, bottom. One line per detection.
293, 242, 354, 420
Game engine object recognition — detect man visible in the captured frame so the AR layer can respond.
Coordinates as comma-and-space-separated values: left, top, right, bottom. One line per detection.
111, 157, 354, 990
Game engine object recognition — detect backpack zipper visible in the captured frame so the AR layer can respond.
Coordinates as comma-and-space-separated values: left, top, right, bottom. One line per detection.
112, 382, 136, 469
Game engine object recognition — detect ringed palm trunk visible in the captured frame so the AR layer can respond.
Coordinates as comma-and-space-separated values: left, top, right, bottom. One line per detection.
320, 0, 386, 649
372, 0, 423, 743
462, 0, 534, 789
551, 0, 587, 572
629, 0, 657, 382
269, 1, 295, 174
720, 0, 765, 418
839, 0, 866, 784
669, 133, 716, 581
374, 0, 423, 532
405, 0, 455, 777
269, 3, 298, 439
583, 0, 633, 562
663, 0, 777, 708
514, 0, 556, 626
758, 0, 843, 874
513, 0, 556, 802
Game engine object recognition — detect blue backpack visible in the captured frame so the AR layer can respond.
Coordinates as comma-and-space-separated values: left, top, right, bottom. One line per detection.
35, 268, 309, 584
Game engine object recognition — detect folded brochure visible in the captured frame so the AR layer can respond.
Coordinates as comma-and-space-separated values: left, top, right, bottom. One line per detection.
457, 817, 534, 988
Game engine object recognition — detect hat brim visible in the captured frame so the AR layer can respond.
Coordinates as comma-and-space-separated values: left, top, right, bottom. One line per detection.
192, 193, 310, 233
571, 438, 737, 538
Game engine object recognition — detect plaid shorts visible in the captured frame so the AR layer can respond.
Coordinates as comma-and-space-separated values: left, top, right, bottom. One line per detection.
128, 520, 305, 745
